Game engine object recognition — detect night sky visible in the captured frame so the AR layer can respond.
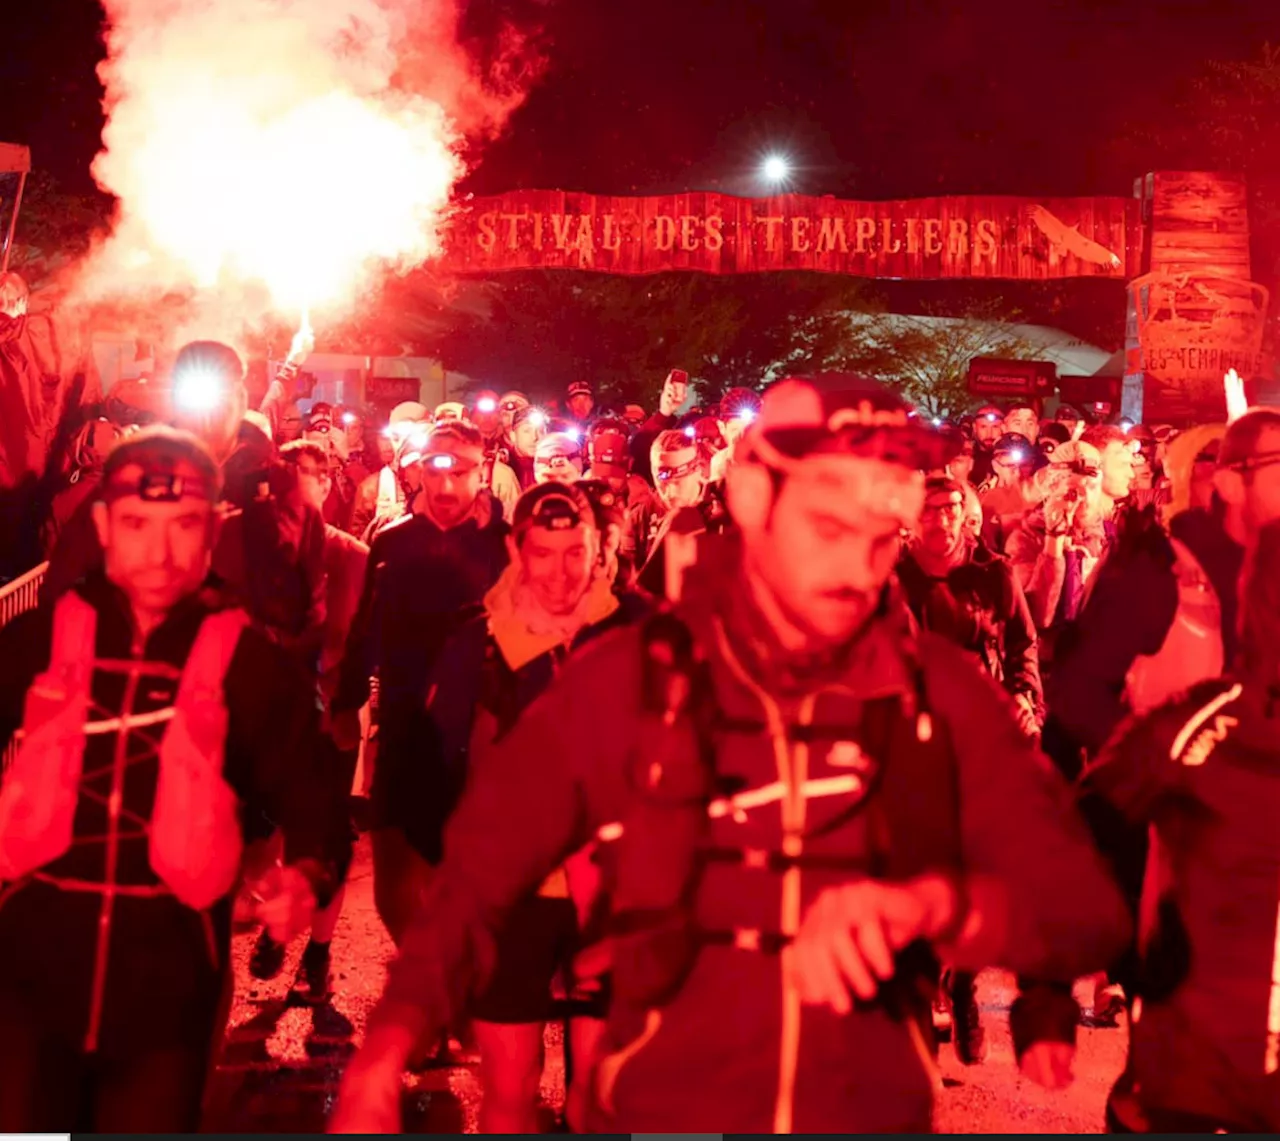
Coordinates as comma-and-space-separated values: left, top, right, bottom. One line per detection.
2, 0, 1277, 204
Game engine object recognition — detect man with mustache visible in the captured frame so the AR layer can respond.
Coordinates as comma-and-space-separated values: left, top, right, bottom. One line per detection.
332, 375, 1128, 1134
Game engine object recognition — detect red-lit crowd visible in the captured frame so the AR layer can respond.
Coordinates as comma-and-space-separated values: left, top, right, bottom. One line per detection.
1, 273, 1279, 1134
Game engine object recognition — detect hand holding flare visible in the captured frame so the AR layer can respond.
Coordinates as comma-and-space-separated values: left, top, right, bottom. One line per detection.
1225, 368, 1250, 423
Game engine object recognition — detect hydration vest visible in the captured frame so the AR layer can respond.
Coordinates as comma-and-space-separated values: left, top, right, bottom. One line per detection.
605, 608, 959, 1010
0, 593, 248, 911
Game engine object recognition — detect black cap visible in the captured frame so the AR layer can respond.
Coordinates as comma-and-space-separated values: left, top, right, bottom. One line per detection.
512, 482, 596, 535
753, 374, 959, 471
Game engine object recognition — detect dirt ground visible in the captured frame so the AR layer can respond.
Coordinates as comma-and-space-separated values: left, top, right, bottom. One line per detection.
206, 837, 1128, 1133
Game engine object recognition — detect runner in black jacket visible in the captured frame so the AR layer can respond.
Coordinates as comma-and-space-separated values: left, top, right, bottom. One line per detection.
1081, 518, 1280, 1132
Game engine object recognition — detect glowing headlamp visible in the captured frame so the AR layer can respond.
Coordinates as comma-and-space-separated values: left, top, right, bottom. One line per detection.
172, 367, 225, 413
736, 407, 757, 424
527, 409, 547, 429
985, 412, 1000, 422
683, 425, 696, 439
429, 454, 456, 471
1007, 449, 1026, 463
931, 417, 943, 427
342, 412, 357, 426
565, 427, 581, 442
477, 397, 497, 414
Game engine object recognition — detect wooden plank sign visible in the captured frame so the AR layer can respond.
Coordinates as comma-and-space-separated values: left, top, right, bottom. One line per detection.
444, 191, 1144, 280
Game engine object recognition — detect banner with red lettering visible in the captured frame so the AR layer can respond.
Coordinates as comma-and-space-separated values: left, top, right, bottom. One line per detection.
445, 190, 1144, 280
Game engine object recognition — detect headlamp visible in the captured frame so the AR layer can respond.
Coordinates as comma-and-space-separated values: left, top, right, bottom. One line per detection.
477, 397, 497, 414
736, 407, 756, 424
1008, 449, 1025, 463
566, 427, 581, 442
172, 367, 225, 413
985, 412, 1000, 422
528, 409, 547, 429
429, 454, 456, 471
684, 425, 696, 439
342, 412, 357, 426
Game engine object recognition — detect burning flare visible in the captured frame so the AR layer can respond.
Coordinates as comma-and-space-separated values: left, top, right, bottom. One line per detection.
76, 0, 535, 332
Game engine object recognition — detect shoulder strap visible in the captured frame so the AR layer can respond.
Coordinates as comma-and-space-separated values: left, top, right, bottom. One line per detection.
50, 593, 97, 673
179, 608, 250, 700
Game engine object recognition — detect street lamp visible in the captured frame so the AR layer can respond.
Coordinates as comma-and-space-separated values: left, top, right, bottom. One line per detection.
761, 154, 790, 184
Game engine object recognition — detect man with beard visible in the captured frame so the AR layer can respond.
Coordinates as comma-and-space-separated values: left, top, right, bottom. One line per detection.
978, 432, 1037, 551
332, 375, 1129, 1134
969, 404, 1005, 486
897, 476, 1043, 1066
332, 419, 509, 950
1081, 423, 1138, 526
0, 427, 349, 1131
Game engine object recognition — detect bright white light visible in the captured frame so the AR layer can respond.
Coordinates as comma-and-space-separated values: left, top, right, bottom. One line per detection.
684, 425, 696, 439
737, 407, 757, 423
932, 417, 943, 427
528, 409, 547, 429
761, 154, 790, 183
477, 397, 496, 414
172, 367, 224, 412
566, 427, 581, 442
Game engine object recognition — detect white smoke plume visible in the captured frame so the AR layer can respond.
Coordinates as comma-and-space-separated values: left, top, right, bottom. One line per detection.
72, 0, 539, 347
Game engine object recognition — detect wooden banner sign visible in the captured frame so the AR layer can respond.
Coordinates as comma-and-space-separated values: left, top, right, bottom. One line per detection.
446, 190, 1144, 280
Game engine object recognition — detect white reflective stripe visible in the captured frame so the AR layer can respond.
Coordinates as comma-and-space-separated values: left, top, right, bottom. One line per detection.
594, 773, 862, 842
13, 705, 176, 741
83, 708, 176, 735
1169, 684, 1243, 762
1267, 889, 1280, 1074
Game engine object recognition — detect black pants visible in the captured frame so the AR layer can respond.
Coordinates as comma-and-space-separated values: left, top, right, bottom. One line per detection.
0, 987, 217, 1131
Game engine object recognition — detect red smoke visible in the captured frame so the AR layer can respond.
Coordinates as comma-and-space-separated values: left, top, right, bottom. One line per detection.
72, 0, 540, 344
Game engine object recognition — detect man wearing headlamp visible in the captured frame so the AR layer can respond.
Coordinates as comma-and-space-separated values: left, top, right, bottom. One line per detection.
0, 427, 350, 1132
334, 374, 1128, 1135
333, 418, 509, 960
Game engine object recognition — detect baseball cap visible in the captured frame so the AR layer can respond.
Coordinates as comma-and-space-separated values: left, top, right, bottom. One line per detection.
306, 402, 334, 432
567, 380, 593, 399
992, 432, 1033, 464
1047, 439, 1103, 478
535, 432, 583, 463
500, 391, 531, 413
512, 482, 595, 536
589, 428, 630, 475
434, 401, 465, 422
924, 475, 965, 504
422, 421, 484, 469
751, 374, 958, 471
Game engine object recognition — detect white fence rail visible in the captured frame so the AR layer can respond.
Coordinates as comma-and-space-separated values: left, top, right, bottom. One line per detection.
0, 561, 47, 770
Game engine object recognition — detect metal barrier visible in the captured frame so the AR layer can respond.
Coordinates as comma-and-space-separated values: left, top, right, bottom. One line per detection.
0, 561, 47, 770
0, 560, 47, 631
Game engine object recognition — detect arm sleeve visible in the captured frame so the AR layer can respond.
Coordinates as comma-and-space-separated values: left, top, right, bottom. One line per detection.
1006, 528, 1064, 630
333, 534, 383, 714
369, 642, 626, 1041
923, 639, 1132, 981
1080, 707, 1183, 826
224, 631, 352, 897
1044, 550, 1179, 759
999, 563, 1043, 715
